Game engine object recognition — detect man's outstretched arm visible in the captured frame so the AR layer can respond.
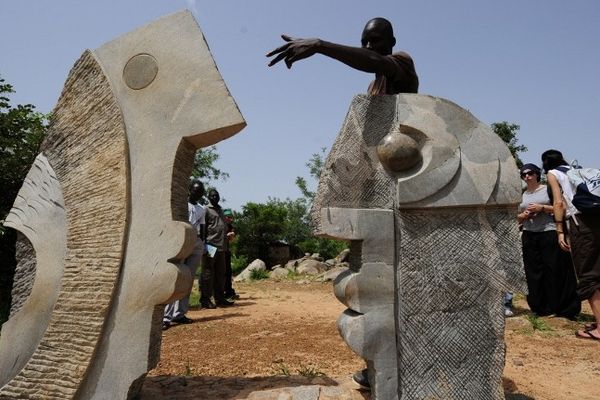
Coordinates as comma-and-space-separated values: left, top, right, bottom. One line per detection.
267, 35, 400, 76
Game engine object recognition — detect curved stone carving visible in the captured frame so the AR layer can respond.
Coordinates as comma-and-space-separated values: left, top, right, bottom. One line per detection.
0, 154, 66, 387
0, 11, 245, 400
314, 94, 525, 399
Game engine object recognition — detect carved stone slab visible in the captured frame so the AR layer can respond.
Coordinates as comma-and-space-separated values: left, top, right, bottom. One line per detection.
314, 94, 525, 400
0, 11, 245, 400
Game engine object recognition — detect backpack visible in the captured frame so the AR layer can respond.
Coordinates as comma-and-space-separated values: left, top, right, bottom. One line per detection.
555, 165, 600, 214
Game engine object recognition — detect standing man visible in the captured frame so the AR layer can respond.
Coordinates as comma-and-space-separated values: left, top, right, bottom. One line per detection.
163, 179, 206, 330
269, 17, 419, 390
267, 17, 418, 95
200, 189, 234, 308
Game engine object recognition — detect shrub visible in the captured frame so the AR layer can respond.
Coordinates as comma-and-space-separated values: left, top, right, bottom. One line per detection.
250, 268, 269, 281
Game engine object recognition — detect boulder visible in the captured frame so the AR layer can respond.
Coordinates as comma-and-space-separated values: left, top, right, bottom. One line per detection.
285, 260, 298, 271
316, 266, 349, 282
234, 259, 267, 282
296, 259, 328, 275
269, 266, 289, 279
334, 248, 350, 264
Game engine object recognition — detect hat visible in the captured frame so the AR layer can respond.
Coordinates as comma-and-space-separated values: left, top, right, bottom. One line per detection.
520, 163, 541, 175
223, 208, 233, 217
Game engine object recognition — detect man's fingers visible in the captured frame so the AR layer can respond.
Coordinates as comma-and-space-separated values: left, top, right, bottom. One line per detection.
268, 52, 287, 67
266, 42, 290, 57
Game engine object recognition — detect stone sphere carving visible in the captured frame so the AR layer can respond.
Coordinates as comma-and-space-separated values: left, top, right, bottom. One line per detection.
377, 129, 421, 173
123, 53, 158, 90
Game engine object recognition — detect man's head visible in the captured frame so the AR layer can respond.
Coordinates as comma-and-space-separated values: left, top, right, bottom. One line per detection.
188, 179, 205, 203
361, 17, 396, 56
223, 208, 234, 223
208, 189, 220, 207
541, 149, 568, 173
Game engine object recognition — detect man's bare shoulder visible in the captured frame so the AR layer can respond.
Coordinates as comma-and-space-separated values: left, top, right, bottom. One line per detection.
392, 51, 414, 62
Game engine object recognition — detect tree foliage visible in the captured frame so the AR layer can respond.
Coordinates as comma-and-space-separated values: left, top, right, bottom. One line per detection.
233, 197, 346, 265
491, 121, 527, 168
295, 147, 326, 202
191, 145, 229, 185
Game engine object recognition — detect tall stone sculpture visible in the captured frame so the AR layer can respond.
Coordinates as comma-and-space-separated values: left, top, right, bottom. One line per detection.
0, 11, 245, 400
314, 94, 526, 399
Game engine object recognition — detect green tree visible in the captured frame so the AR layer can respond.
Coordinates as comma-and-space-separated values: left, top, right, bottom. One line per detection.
295, 147, 326, 202
492, 121, 527, 168
233, 197, 346, 265
0, 77, 49, 323
192, 145, 229, 185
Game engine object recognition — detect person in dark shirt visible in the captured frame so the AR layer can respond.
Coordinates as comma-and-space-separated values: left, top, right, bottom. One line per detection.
200, 189, 234, 308
267, 17, 418, 95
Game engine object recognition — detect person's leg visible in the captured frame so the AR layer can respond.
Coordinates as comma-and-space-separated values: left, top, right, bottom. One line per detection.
583, 290, 600, 339
224, 250, 236, 298
174, 241, 204, 320
200, 253, 216, 308
522, 232, 548, 315
569, 215, 600, 339
163, 302, 176, 329
213, 251, 230, 305
503, 292, 514, 317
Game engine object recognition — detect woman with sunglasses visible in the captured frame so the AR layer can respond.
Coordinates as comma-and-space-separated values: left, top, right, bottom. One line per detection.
517, 163, 580, 319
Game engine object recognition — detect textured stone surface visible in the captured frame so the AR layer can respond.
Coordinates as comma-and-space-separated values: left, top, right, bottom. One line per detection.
9, 234, 36, 317
313, 94, 524, 399
0, 10, 245, 400
0, 154, 67, 388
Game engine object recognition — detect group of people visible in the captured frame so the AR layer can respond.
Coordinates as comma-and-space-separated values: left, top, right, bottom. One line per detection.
162, 179, 238, 330
516, 151, 600, 341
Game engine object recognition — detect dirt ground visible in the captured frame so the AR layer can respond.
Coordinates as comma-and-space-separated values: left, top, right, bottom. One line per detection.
142, 279, 598, 399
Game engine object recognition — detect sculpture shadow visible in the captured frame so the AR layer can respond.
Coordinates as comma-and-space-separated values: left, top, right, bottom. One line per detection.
138, 374, 369, 400
503, 377, 535, 400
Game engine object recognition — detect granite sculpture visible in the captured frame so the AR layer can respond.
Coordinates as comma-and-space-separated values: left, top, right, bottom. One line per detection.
0, 11, 245, 400
314, 94, 526, 399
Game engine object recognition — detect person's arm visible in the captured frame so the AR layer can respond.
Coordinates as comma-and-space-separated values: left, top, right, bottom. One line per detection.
517, 209, 532, 224
547, 173, 570, 251
267, 35, 400, 76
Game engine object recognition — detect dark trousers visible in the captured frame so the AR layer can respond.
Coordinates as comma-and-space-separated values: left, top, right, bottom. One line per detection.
200, 250, 226, 304
569, 214, 600, 300
224, 251, 236, 298
522, 230, 580, 318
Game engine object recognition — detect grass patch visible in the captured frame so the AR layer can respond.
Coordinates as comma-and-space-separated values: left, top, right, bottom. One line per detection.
297, 364, 325, 378
250, 268, 270, 281
526, 315, 553, 332
286, 269, 300, 280
272, 361, 291, 376
188, 278, 200, 308
231, 254, 247, 276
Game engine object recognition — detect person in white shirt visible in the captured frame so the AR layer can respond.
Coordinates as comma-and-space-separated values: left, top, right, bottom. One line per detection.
163, 179, 206, 330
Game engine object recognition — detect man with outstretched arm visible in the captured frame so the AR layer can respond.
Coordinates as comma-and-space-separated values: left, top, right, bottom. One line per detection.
268, 17, 420, 390
267, 17, 418, 95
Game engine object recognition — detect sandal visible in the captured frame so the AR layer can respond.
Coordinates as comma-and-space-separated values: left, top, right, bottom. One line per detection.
575, 329, 600, 341
583, 322, 598, 331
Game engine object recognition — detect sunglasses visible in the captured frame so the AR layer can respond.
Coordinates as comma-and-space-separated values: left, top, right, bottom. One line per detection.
520, 171, 536, 178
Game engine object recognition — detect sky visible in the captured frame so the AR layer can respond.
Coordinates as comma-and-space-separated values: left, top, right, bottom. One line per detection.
1, 1, 599, 210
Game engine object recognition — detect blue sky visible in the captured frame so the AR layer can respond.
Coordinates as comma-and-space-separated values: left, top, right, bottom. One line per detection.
2, 1, 599, 210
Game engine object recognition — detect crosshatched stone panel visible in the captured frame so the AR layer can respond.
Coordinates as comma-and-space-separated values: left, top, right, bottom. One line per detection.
396, 207, 522, 400
312, 96, 397, 231
0, 50, 128, 399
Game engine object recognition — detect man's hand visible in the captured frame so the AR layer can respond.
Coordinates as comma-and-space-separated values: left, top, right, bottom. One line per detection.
267, 35, 320, 69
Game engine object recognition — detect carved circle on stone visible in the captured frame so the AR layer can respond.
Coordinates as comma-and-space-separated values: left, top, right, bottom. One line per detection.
377, 126, 422, 173
123, 54, 158, 90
